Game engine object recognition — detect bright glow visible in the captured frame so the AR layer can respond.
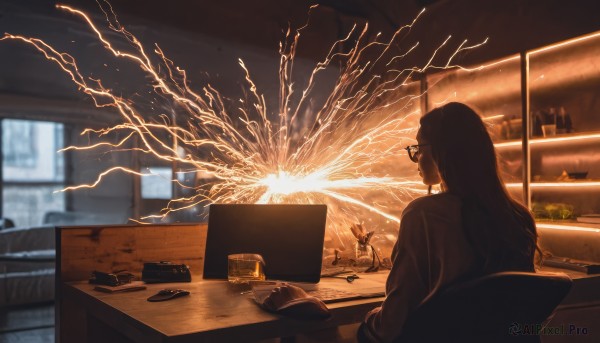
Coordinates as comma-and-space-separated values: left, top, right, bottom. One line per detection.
482, 114, 505, 121
537, 223, 600, 233
506, 182, 600, 188
494, 140, 522, 148
495, 132, 600, 149
258, 171, 394, 199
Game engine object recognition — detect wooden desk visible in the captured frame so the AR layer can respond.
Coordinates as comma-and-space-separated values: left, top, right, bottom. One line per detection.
55, 224, 600, 342
61, 273, 387, 343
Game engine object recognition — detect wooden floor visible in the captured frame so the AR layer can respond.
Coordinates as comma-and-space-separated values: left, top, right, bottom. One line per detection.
0, 303, 54, 343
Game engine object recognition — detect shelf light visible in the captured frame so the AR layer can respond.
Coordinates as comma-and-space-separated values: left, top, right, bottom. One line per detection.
505, 182, 600, 188
460, 54, 520, 72
529, 31, 600, 56
482, 114, 505, 121
494, 141, 521, 148
537, 223, 600, 233
494, 132, 600, 149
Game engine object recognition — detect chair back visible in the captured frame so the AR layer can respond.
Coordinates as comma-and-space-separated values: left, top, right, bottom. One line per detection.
396, 271, 572, 342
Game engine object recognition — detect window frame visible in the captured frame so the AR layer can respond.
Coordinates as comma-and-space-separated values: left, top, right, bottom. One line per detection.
0, 117, 69, 221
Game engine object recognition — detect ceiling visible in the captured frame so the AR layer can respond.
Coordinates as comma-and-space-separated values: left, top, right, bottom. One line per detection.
4, 0, 600, 66
45, 0, 443, 61
55, 0, 600, 66
2, 0, 600, 105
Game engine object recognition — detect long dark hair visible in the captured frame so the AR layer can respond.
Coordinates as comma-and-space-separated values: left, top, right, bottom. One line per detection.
419, 102, 539, 272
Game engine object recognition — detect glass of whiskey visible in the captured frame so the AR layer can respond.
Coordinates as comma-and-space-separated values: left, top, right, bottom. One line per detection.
227, 253, 266, 284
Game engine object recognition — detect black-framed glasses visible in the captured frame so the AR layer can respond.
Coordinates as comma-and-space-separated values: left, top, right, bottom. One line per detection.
404, 144, 430, 163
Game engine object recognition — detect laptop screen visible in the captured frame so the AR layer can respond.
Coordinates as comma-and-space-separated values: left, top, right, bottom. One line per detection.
203, 204, 327, 283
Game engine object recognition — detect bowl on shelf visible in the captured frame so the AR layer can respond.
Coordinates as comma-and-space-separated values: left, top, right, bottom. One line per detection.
567, 171, 588, 179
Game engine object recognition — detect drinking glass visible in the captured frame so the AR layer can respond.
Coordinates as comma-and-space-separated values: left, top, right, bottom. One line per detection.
227, 253, 266, 284
542, 124, 556, 137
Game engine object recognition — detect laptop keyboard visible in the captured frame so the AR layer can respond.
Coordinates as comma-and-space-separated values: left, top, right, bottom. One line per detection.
307, 287, 383, 304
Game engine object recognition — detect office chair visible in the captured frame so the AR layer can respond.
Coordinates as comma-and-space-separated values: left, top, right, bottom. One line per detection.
396, 271, 572, 343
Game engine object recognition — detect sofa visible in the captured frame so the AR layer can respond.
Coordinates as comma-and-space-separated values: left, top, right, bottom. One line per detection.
0, 210, 127, 306
0, 225, 55, 306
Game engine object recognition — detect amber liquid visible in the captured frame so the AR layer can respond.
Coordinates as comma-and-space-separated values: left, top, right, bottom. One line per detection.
227, 258, 265, 284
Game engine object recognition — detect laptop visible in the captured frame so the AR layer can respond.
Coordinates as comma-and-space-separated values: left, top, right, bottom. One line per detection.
203, 204, 328, 283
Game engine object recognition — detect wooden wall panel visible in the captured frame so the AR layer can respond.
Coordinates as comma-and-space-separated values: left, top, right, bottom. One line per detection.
58, 223, 207, 282
57, 223, 207, 343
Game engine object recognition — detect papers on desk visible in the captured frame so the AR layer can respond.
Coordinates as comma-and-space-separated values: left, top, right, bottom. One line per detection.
93, 281, 147, 293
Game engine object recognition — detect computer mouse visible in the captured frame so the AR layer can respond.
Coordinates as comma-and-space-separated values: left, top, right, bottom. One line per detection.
147, 289, 190, 302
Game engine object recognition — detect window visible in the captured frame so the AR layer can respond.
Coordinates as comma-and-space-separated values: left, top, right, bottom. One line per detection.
2, 119, 66, 227
141, 166, 173, 199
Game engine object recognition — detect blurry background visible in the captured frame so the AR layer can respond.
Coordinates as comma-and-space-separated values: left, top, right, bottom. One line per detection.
1, 0, 599, 227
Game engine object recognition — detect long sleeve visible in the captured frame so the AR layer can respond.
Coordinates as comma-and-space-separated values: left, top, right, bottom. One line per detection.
360, 194, 478, 343
362, 204, 432, 342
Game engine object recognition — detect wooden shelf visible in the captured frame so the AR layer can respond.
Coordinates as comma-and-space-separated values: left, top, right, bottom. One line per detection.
506, 181, 600, 189
494, 131, 600, 149
536, 220, 600, 233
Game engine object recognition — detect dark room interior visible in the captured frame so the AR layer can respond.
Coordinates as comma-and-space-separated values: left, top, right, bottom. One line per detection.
1, 0, 600, 342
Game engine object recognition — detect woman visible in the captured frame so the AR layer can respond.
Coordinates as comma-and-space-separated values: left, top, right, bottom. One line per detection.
264, 102, 539, 342
358, 102, 539, 342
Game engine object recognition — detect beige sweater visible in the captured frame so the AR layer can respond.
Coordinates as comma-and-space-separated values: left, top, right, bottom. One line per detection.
364, 192, 480, 342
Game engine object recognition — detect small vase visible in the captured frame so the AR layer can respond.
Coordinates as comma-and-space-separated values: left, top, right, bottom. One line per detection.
355, 242, 371, 258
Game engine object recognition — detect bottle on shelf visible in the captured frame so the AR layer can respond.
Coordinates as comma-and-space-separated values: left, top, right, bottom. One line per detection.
556, 106, 573, 134
531, 110, 544, 137
500, 115, 522, 140
541, 107, 557, 137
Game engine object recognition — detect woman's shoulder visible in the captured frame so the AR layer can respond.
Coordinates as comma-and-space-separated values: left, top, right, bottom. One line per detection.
402, 192, 462, 217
